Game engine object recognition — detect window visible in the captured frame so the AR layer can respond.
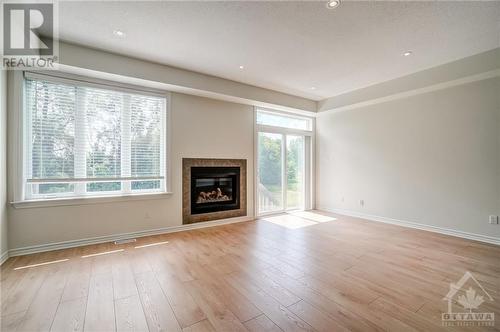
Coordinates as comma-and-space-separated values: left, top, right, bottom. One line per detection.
256, 109, 312, 131
24, 74, 167, 200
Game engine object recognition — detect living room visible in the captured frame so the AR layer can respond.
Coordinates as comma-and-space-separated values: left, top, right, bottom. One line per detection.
0, 1, 499, 331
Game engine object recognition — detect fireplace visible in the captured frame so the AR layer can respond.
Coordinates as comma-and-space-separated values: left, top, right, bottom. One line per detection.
191, 167, 240, 215
183, 158, 247, 224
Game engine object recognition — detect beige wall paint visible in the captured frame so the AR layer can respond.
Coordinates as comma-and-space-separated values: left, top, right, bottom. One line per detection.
317, 77, 500, 238
8, 92, 255, 249
0, 70, 7, 258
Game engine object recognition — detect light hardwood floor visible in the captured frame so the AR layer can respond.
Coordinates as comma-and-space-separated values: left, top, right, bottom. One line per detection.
1, 211, 499, 332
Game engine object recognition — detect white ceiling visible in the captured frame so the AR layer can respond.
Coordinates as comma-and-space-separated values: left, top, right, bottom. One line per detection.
59, 1, 500, 101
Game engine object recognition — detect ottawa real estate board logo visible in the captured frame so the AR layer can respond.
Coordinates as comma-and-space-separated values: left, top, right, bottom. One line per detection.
1, 1, 58, 69
442, 271, 495, 327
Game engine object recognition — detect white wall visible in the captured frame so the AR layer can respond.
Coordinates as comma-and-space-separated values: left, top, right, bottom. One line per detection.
318, 48, 500, 112
8, 92, 255, 250
0, 70, 7, 259
59, 42, 317, 113
317, 77, 500, 239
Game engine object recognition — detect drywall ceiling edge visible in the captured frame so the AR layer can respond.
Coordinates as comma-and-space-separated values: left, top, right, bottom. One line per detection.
57, 42, 318, 114
317, 48, 500, 113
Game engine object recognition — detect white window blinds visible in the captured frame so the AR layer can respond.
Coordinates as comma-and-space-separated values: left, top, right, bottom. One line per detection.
24, 75, 167, 199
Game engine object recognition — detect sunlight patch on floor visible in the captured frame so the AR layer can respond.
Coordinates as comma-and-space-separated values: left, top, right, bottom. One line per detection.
81, 249, 124, 258
262, 211, 336, 229
263, 214, 317, 229
134, 241, 169, 249
289, 211, 336, 223
14, 258, 70, 270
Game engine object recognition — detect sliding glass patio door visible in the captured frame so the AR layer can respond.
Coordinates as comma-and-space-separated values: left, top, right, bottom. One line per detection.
257, 132, 308, 215
255, 108, 313, 216
286, 135, 305, 210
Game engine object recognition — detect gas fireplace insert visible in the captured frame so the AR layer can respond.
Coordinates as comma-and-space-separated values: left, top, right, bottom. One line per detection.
190, 166, 240, 215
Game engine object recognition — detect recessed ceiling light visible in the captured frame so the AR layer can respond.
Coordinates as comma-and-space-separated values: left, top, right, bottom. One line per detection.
113, 30, 126, 38
239, 65, 244, 69
326, 0, 341, 9
403, 51, 413, 57
310, 87, 317, 90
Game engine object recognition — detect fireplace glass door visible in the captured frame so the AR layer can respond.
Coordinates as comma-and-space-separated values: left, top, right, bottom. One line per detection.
190, 167, 240, 215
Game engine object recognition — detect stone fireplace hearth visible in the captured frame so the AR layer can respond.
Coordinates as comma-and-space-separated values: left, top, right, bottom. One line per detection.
182, 158, 247, 224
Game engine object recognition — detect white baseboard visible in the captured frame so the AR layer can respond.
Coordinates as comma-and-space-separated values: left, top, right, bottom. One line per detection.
7, 215, 253, 257
318, 206, 500, 246
0, 251, 9, 265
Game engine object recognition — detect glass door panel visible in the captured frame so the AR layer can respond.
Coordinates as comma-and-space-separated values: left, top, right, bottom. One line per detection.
286, 135, 305, 210
258, 132, 283, 213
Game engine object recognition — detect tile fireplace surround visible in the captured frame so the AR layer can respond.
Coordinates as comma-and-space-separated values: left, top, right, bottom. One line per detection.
182, 158, 247, 224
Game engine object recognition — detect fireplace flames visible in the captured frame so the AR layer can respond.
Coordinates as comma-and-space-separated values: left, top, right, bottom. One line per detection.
196, 187, 232, 204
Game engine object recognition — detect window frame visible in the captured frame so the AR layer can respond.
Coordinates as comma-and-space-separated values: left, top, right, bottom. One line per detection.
256, 107, 313, 131
11, 71, 172, 208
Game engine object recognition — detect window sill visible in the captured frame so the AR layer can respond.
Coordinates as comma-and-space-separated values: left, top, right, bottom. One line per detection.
11, 192, 173, 209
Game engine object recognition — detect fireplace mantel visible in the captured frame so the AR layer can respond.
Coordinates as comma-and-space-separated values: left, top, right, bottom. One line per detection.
182, 158, 247, 224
